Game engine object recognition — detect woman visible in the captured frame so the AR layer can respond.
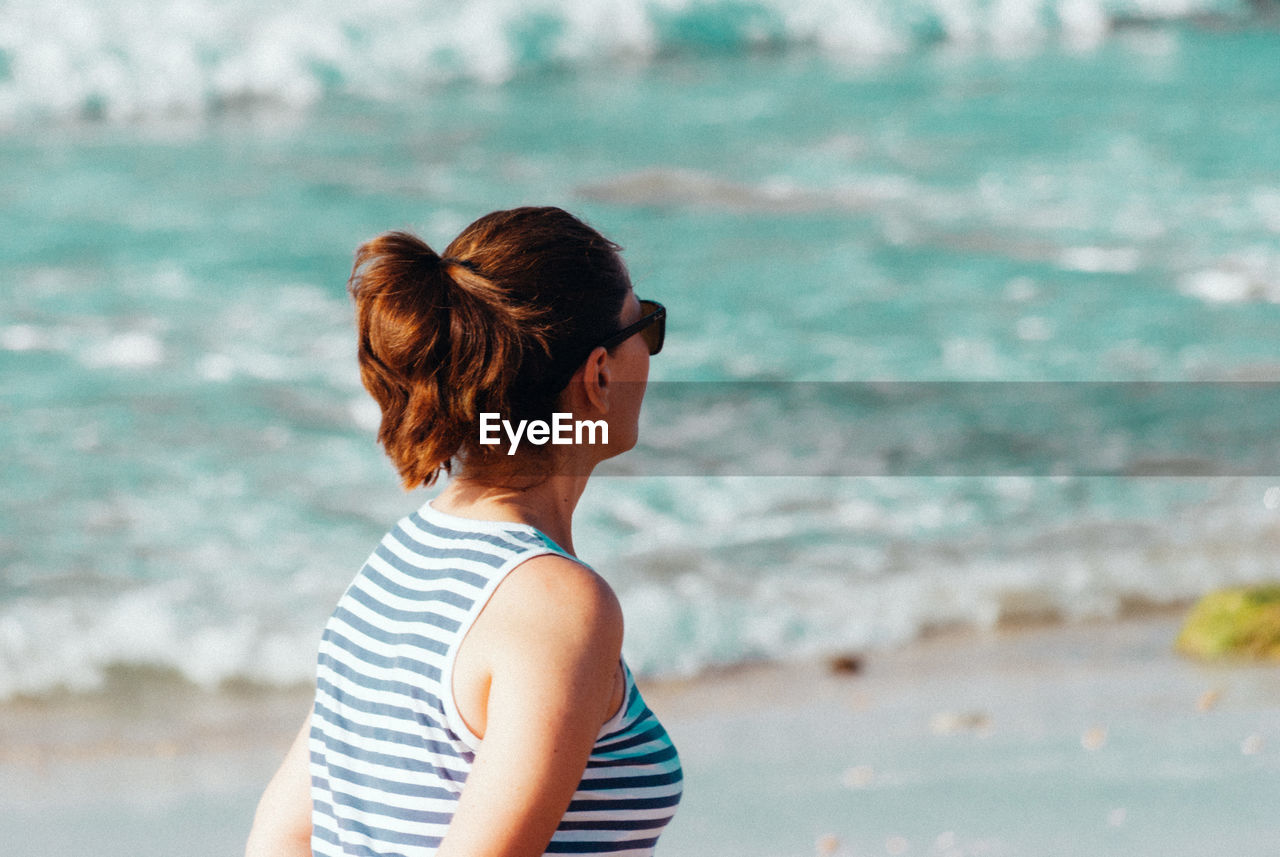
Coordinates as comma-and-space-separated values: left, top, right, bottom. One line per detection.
245, 207, 681, 857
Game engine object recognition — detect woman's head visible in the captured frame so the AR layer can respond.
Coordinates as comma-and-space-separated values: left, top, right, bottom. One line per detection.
348, 206, 638, 487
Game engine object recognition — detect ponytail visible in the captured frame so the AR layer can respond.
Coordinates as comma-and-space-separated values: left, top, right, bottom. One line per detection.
348, 231, 551, 487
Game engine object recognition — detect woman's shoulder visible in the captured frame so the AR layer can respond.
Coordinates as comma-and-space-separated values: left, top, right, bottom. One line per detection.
412, 498, 624, 659
489, 553, 624, 647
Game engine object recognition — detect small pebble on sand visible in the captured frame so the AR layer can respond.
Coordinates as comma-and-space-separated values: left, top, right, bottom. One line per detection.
1196, 688, 1222, 712
827, 654, 864, 675
815, 833, 840, 856
930, 710, 992, 736
841, 765, 875, 789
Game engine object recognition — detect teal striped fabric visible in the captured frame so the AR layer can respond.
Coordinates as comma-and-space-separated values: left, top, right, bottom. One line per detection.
309, 502, 682, 856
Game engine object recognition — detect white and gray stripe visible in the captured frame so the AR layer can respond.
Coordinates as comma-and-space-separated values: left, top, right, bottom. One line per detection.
310, 502, 682, 856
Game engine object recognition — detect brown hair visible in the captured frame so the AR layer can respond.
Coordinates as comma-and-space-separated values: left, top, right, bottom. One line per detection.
348, 207, 631, 488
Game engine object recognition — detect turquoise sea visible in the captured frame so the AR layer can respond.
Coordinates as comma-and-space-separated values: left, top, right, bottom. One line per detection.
4, 0, 1280, 699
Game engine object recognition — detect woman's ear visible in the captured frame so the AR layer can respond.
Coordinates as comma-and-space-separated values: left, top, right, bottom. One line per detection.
575, 346, 611, 415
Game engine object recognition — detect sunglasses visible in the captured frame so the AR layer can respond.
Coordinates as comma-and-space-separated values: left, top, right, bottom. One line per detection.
597, 299, 666, 356
547, 299, 666, 393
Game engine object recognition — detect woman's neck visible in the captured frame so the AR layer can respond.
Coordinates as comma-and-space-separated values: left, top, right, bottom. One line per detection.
431, 472, 590, 556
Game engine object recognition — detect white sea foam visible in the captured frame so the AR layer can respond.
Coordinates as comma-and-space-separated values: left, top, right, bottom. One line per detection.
348, 396, 384, 432
0, 577, 327, 699
0, 324, 48, 351
1179, 249, 1280, 304
618, 528, 1280, 677
1181, 268, 1257, 303
2, 476, 1278, 699
1058, 245, 1142, 274
1251, 188, 1280, 233
0, 0, 1248, 124
196, 352, 236, 382
79, 331, 165, 369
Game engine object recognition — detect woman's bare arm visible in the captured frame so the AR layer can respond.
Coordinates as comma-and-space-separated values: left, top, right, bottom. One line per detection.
245, 714, 313, 857
436, 553, 625, 857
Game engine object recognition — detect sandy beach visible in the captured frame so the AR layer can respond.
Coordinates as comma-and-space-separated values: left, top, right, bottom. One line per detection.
652, 610, 1279, 857
2, 609, 1275, 857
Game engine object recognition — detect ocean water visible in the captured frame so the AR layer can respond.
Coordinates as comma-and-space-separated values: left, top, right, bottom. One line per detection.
4, 0, 1280, 699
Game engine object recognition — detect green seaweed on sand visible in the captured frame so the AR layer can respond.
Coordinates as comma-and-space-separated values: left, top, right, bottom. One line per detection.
1175, 585, 1280, 661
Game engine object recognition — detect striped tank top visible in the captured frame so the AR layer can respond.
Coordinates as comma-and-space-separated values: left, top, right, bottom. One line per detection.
309, 500, 683, 856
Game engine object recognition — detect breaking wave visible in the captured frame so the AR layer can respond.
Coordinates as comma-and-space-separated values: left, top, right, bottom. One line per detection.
0, 0, 1259, 124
